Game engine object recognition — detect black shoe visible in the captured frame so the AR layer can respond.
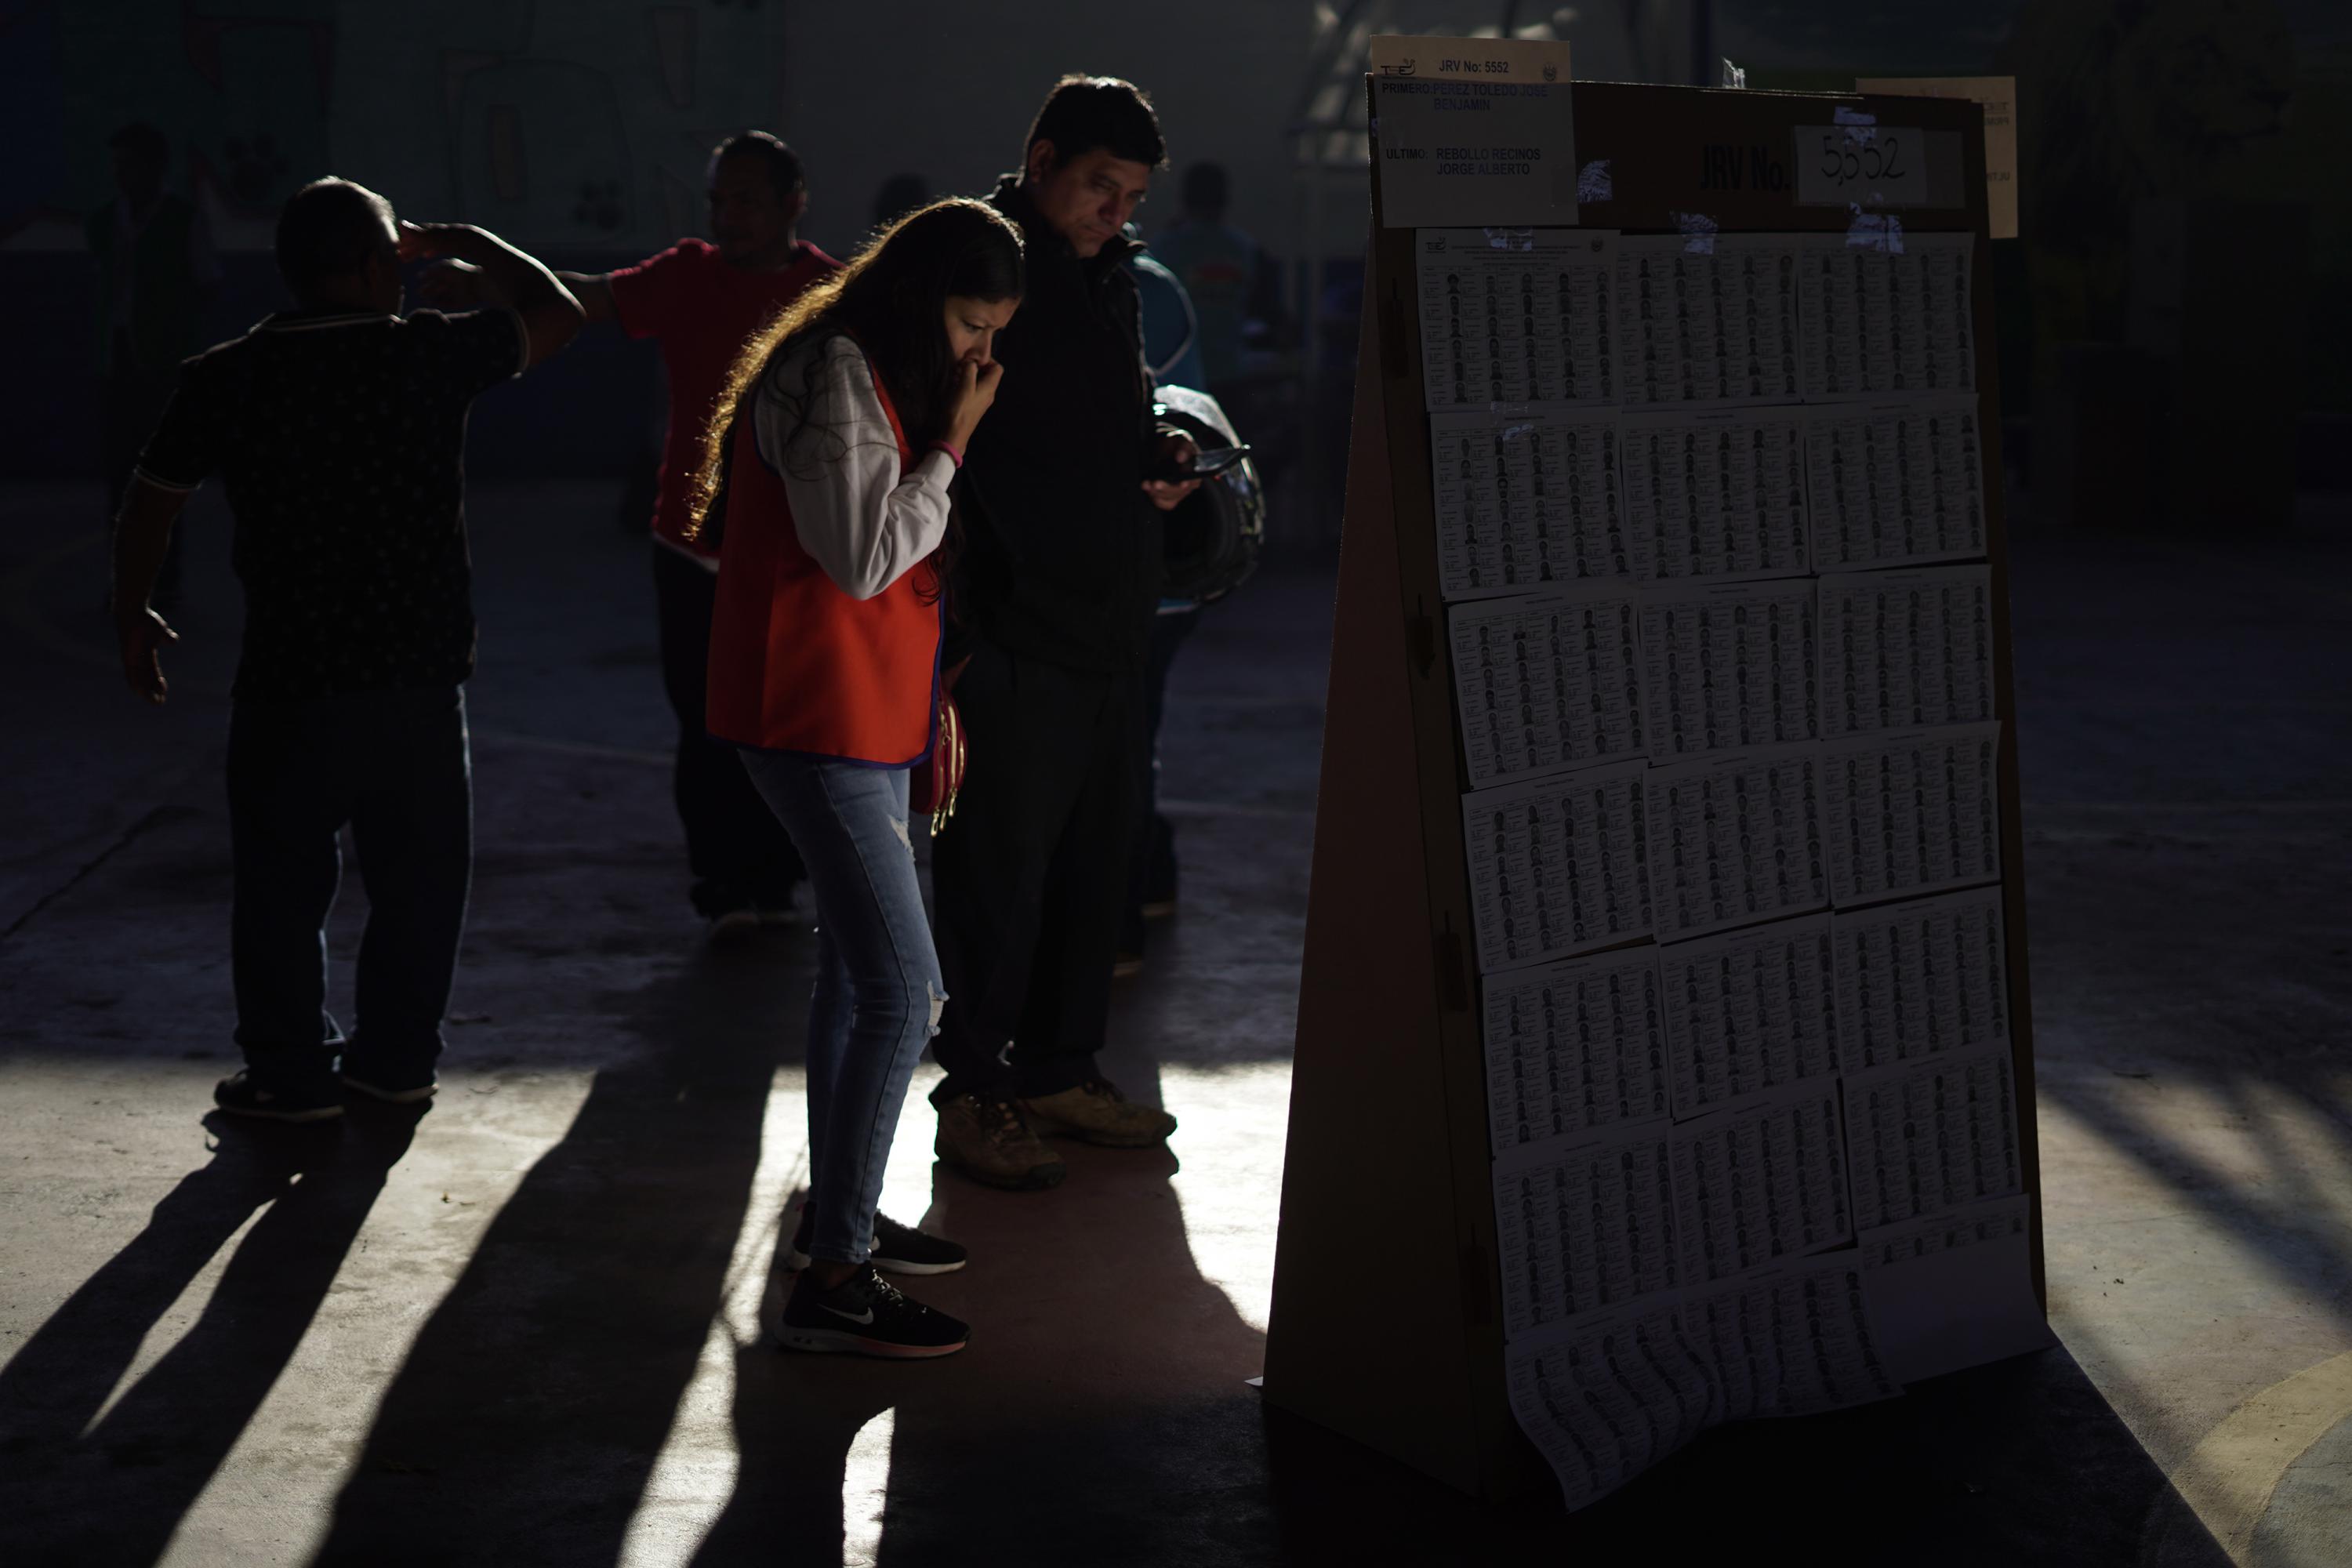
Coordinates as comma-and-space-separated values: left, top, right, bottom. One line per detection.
787, 1207, 968, 1276
214, 1069, 343, 1123
778, 1265, 969, 1359
339, 1060, 439, 1105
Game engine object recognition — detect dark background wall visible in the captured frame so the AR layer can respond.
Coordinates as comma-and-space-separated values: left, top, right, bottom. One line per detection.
8, 1, 2348, 504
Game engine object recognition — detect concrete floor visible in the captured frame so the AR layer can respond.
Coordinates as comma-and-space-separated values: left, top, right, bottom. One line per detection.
1, 477, 2347, 1566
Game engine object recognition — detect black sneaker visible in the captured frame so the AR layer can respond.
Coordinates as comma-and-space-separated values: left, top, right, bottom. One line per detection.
214, 1069, 343, 1123
339, 1061, 439, 1105
787, 1207, 968, 1276
778, 1265, 969, 1359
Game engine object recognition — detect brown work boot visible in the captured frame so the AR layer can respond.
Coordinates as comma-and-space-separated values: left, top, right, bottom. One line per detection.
935, 1092, 1066, 1190
1018, 1079, 1178, 1149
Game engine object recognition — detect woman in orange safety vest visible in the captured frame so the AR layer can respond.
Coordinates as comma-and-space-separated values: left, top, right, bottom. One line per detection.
690, 198, 1022, 1359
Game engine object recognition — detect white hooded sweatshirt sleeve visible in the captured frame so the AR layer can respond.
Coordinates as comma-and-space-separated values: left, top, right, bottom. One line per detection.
754, 334, 956, 601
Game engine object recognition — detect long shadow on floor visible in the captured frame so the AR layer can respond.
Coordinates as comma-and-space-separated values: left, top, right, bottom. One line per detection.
1258, 1340, 2231, 1566
694, 1137, 2229, 1564
0, 1105, 423, 1565
690, 1061, 1276, 1568
310, 949, 796, 1566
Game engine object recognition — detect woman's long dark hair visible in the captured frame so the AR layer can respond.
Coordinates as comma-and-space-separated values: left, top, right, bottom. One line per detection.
685, 198, 1024, 590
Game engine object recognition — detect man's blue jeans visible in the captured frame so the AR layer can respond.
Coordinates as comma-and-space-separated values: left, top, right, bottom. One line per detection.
739, 753, 941, 1266
226, 687, 473, 1091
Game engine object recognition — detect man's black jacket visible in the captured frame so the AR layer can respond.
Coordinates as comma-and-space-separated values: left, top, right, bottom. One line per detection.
953, 176, 1163, 675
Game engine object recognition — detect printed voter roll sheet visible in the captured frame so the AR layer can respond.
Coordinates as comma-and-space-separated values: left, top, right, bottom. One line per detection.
1658, 913, 1842, 1120
1639, 578, 1819, 758
1417, 228, 1620, 412
1449, 585, 1646, 790
1820, 720, 2003, 908
1430, 408, 1646, 599
1860, 1194, 2051, 1385
1644, 743, 1830, 943
1797, 230, 1976, 401
1493, 1118, 1680, 1339
1483, 946, 1669, 1156
1669, 1079, 1854, 1287
1508, 1300, 1715, 1513
1617, 234, 1807, 409
1834, 886, 2010, 1073
1844, 1044, 2025, 1232
1620, 407, 1810, 583
1682, 1253, 1900, 1421
1819, 565, 1998, 738
1805, 395, 1988, 570
1462, 760, 1654, 975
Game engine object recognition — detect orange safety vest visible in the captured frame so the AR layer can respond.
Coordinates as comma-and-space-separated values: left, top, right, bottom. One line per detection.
705, 347, 941, 766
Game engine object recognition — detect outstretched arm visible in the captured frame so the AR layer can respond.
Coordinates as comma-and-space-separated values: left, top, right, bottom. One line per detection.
554, 271, 618, 324
398, 222, 585, 367
417, 265, 615, 327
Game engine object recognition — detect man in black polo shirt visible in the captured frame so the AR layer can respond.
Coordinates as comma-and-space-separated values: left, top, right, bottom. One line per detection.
929, 77, 1201, 1188
111, 177, 582, 1122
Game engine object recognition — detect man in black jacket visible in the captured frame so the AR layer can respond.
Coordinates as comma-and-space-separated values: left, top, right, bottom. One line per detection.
931, 76, 1200, 1189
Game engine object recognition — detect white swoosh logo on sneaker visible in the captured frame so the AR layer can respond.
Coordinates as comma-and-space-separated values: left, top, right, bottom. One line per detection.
822, 1303, 876, 1325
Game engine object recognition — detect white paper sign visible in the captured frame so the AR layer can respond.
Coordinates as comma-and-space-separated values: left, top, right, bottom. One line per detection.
1417, 228, 1618, 410
1819, 721, 2003, 907
1833, 887, 2011, 1073
1463, 760, 1655, 974
1859, 1194, 2051, 1383
1843, 1044, 2025, 1231
1620, 406, 1812, 583
1797, 231, 1976, 400
1817, 565, 1998, 738
1645, 743, 1831, 943
1639, 579, 1820, 758
1680, 1254, 1901, 1421
1374, 66, 1577, 230
1805, 395, 1988, 570
1484, 946, 1671, 1155
1430, 406, 1639, 598
1853, 76, 2020, 239
1658, 913, 1843, 1120
1494, 1117, 1681, 1337
1617, 235, 1807, 409
1669, 1079, 1855, 1286
1793, 122, 1965, 212
1507, 1300, 1714, 1512
1449, 585, 1648, 790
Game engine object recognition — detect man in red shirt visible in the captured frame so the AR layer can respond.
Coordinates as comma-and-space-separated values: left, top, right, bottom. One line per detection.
568, 133, 840, 938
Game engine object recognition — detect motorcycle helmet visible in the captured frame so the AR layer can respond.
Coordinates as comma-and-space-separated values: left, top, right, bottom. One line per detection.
1152, 383, 1266, 607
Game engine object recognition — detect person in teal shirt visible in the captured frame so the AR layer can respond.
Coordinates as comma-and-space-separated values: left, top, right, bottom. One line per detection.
1148, 162, 1265, 396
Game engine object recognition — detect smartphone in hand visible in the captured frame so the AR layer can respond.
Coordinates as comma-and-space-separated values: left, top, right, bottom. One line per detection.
1146, 444, 1250, 484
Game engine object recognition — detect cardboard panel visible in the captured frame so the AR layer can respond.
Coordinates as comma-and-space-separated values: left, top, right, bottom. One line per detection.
1269, 74, 2042, 1506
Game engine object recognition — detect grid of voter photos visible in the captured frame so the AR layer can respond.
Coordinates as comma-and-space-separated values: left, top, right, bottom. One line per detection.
1420, 222, 2045, 1512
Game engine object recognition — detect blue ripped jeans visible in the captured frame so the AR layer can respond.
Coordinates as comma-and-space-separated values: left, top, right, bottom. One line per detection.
737, 753, 941, 1266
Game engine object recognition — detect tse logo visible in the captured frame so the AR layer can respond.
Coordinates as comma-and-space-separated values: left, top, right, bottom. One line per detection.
1698, 143, 1789, 192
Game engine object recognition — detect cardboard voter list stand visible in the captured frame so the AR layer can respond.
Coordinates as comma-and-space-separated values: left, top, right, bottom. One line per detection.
1263, 75, 2051, 1512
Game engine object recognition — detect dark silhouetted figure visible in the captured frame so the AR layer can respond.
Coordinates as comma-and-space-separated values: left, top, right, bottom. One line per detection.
925, 75, 1200, 1189
464, 132, 837, 938
109, 177, 583, 1121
